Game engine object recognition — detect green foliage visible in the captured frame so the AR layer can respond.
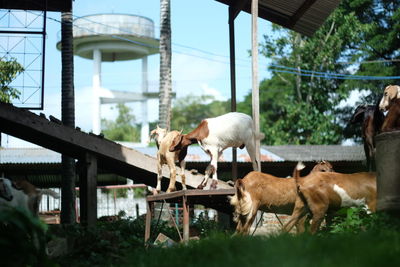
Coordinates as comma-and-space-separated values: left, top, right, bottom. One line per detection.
101, 103, 141, 141
239, 0, 400, 145
0, 58, 24, 103
122, 231, 400, 267
133, 187, 147, 198
0, 207, 56, 267
191, 211, 226, 238
171, 94, 229, 132
327, 207, 400, 234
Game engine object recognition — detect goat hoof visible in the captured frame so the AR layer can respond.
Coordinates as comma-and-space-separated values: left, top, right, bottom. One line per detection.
210, 180, 218, 190
197, 184, 205, 190
166, 188, 176, 193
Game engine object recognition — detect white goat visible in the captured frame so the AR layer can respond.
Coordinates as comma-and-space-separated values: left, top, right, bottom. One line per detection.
0, 177, 60, 216
169, 112, 264, 189
150, 126, 188, 193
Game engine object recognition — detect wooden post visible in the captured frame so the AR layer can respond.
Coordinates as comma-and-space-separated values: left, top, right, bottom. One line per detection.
182, 195, 190, 242
79, 153, 97, 226
145, 200, 154, 243
251, 0, 261, 172
229, 6, 238, 181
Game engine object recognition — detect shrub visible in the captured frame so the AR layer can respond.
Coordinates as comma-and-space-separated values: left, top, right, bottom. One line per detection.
0, 207, 55, 267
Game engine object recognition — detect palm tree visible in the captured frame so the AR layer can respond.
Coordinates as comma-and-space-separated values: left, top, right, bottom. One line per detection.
60, 10, 76, 224
158, 0, 172, 129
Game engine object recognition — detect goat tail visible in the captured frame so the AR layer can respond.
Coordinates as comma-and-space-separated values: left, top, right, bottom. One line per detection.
293, 162, 305, 190
230, 179, 253, 223
39, 189, 60, 199
254, 131, 265, 141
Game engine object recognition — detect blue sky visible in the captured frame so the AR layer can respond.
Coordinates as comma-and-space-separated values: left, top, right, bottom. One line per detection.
3, 0, 273, 147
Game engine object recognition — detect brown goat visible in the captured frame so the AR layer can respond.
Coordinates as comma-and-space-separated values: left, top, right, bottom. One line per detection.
283, 163, 376, 234
150, 126, 187, 193
350, 103, 384, 170
381, 98, 400, 132
230, 161, 334, 235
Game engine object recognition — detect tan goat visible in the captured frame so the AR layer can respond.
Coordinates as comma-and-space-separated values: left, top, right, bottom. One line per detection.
230, 161, 333, 235
283, 162, 376, 234
150, 126, 187, 193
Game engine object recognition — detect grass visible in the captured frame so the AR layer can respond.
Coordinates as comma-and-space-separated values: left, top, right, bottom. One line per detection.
121, 231, 400, 267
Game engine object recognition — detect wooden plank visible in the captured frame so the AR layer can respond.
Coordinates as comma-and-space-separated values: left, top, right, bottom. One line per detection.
79, 153, 98, 226
0, 102, 232, 190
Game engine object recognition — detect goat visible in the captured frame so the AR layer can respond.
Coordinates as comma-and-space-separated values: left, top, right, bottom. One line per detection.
230, 161, 334, 235
381, 98, 400, 132
283, 163, 376, 234
379, 85, 400, 111
350, 103, 384, 170
169, 112, 264, 189
150, 125, 187, 193
0, 177, 60, 216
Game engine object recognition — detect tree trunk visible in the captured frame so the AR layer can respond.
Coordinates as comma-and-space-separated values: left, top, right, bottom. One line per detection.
159, 0, 172, 130
60, 10, 76, 224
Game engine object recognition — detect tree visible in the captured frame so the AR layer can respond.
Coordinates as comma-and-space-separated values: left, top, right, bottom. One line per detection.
60, 10, 76, 225
101, 103, 140, 142
239, 0, 395, 145
159, 0, 172, 129
171, 94, 230, 132
0, 58, 24, 103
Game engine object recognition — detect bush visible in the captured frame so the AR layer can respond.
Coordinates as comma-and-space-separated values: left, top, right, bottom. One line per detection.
0, 207, 56, 267
326, 207, 400, 234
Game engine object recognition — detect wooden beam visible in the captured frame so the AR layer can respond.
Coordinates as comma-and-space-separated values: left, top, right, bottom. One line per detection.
228, 0, 250, 21
288, 0, 317, 27
79, 153, 98, 226
229, 6, 238, 181
251, 0, 261, 172
0, 103, 232, 190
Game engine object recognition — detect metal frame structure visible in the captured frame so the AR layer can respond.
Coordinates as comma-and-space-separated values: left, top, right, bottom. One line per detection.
0, 7, 46, 109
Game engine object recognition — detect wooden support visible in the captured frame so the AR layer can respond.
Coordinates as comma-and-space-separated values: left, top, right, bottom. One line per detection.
182, 195, 190, 242
251, 0, 261, 172
79, 153, 98, 226
144, 201, 154, 244
229, 6, 238, 181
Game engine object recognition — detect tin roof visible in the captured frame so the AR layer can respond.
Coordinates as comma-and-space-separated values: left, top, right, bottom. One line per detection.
215, 0, 341, 37
264, 145, 365, 162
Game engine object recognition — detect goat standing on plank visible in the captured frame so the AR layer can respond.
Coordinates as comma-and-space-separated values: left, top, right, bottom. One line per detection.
283, 162, 376, 234
150, 125, 187, 193
350, 103, 384, 171
169, 112, 264, 190
230, 161, 334, 235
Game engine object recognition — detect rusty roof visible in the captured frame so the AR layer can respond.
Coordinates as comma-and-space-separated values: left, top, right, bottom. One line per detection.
216, 0, 341, 36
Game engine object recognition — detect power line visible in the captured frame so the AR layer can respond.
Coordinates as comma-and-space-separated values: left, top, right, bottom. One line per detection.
41, 13, 399, 81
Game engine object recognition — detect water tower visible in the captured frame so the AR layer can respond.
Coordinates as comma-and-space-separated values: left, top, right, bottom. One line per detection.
57, 13, 159, 145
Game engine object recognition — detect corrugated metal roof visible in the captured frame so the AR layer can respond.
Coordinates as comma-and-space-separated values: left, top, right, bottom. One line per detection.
0, 148, 61, 164
263, 145, 365, 162
215, 0, 341, 37
125, 145, 284, 162
0, 145, 364, 164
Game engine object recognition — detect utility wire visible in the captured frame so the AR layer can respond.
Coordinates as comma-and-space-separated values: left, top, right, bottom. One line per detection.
41, 13, 400, 81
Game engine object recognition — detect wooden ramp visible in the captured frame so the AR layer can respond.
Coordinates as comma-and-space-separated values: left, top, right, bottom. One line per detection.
0, 102, 232, 223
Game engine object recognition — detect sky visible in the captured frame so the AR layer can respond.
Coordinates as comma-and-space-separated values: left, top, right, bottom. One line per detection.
2, 0, 273, 147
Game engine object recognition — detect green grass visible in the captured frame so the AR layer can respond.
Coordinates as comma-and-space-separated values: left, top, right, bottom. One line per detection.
121, 231, 400, 267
